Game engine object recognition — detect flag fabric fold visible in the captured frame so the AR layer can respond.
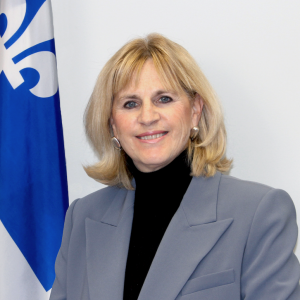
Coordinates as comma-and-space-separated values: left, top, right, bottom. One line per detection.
0, 0, 68, 299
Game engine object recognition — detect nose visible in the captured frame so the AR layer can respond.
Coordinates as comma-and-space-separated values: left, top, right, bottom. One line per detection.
137, 101, 160, 126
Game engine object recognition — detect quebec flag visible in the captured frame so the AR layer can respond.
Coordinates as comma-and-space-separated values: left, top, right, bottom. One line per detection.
0, 0, 69, 299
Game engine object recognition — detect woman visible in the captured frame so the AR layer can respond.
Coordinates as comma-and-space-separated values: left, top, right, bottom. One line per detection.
50, 34, 300, 300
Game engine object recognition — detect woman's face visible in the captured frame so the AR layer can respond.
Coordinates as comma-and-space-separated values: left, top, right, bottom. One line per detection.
111, 59, 203, 172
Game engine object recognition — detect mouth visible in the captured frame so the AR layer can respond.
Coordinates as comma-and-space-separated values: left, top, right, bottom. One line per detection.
136, 131, 168, 140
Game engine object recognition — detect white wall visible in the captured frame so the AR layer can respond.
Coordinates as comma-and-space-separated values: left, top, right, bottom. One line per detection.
51, 0, 300, 258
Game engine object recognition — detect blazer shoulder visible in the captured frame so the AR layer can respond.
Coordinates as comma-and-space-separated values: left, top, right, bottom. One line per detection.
218, 173, 294, 211
220, 174, 272, 198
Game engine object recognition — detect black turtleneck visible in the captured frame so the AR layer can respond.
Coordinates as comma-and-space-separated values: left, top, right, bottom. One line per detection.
123, 150, 192, 300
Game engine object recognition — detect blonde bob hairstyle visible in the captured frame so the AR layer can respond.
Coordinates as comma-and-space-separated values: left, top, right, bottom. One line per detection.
84, 33, 232, 190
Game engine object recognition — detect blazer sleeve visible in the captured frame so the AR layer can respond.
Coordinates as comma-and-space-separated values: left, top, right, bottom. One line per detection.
50, 199, 79, 300
241, 189, 300, 299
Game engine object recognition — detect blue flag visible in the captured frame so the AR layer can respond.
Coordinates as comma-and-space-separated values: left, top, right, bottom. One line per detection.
0, 0, 68, 298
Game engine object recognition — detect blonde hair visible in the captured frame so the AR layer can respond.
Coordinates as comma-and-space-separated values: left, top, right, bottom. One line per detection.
84, 33, 232, 190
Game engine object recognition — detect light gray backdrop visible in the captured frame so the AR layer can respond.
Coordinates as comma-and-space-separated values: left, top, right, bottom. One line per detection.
51, 0, 300, 258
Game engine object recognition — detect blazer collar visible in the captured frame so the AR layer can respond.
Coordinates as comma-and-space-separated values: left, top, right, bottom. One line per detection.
100, 187, 135, 226
85, 172, 233, 300
181, 171, 221, 226
100, 171, 221, 228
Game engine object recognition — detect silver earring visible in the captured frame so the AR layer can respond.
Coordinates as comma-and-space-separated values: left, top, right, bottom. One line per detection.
190, 126, 199, 141
112, 137, 122, 150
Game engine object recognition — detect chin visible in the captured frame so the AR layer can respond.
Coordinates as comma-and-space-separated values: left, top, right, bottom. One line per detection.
137, 152, 172, 171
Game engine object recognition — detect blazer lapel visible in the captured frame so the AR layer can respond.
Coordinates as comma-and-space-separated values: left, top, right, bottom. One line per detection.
138, 172, 233, 300
85, 187, 135, 300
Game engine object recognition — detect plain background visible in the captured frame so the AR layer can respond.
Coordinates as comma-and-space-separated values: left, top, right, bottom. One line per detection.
51, 0, 300, 259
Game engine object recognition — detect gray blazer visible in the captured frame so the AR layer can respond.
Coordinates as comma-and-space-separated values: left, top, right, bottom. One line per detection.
50, 172, 300, 300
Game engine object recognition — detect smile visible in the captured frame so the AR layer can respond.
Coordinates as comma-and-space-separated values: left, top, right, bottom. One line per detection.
137, 132, 168, 140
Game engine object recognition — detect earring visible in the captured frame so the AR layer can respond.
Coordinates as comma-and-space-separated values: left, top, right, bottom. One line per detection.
190, 126, 199, 141
112, 137, 122, 150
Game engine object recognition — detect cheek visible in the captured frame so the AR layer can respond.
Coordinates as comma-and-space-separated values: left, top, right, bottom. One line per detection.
168, 105, 193, 135
112, 113, 134, 138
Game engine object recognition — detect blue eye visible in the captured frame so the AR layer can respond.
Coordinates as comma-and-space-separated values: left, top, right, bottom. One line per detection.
159, 96, 172, 103
124, 101, 137, 109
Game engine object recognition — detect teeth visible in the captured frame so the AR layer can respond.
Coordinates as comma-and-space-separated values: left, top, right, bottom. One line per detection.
139, 133, 166, 140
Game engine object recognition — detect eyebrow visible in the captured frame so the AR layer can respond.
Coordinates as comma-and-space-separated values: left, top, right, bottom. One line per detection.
117, 90, 176, 102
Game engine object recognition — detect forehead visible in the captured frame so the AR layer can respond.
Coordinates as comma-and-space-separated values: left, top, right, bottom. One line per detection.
115, 60, 181, 98
124, 61, 164, 92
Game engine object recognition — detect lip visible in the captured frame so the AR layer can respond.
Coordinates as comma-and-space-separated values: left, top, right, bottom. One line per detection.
136, 130, 167, 137
136, 131, 168, 144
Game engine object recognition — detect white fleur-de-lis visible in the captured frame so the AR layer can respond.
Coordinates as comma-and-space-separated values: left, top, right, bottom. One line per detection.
0, 0, 58, 98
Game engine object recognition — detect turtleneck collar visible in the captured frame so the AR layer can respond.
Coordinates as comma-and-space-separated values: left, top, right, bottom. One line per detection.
127, 149, 192, 194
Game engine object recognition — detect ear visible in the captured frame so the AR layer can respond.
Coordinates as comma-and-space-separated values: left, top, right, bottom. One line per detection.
110, 116, 119, 139
191, 93, 204, 127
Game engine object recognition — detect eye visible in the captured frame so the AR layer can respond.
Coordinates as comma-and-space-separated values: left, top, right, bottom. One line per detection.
124, 101, 137, 109
159, 96, 172, 103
